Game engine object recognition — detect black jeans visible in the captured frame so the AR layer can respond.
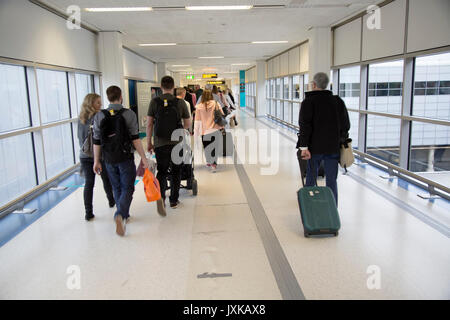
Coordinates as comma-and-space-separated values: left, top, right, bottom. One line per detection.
202, 132, 219, 165
155, 144, 181, 203
80, 158, 114, 214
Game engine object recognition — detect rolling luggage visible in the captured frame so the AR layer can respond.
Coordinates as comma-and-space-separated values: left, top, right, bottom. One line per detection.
296, 150, 341, 238
221, 129, 234, 157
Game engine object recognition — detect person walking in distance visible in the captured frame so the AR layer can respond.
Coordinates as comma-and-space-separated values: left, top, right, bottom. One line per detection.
92, 86, 149, 236
146, 76, 191, 213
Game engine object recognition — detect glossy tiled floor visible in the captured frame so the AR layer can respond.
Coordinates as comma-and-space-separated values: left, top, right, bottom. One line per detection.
0, 109, 449, 300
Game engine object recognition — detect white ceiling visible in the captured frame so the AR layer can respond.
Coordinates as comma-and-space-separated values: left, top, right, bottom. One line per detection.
42, 0, 380, 77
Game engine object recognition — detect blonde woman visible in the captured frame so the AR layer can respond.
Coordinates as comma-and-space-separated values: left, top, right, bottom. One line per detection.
194, 89, 225, 172
77, 93, 115, 221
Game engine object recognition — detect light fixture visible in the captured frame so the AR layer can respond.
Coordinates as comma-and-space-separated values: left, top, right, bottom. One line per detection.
172, 65, 191, 67
85, 7, 153, 12
139, 43, 177, 46
198, 56, 224, 59
186, 5, 253, 11
231, 63, 251, 66
251, 41, 289, 44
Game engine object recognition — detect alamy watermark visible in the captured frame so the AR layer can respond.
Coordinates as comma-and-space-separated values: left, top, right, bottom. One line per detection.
66, 265, 81, 290
66, 5, 81, 30
366, 265, 381, 290
366, 5, 381, 30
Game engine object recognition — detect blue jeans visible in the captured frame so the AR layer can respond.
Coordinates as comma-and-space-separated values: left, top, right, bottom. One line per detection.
306, 154, 339, 205
105, 158, 136, 219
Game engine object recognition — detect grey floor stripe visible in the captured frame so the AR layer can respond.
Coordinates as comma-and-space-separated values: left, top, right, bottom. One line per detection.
251, 114, 450, 238
233, 155, 306, 300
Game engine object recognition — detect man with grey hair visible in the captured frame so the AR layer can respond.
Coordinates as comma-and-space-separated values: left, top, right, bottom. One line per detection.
296, 72, 350, 205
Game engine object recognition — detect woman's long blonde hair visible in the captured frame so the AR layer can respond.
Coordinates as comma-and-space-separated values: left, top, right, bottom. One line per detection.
201, 89, 214, 104
79, 93, 101, 124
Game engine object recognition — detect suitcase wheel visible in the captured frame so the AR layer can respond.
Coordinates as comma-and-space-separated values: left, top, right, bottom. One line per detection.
334, 231, 339, 237
192, 179, 198, 196
304, 231, 310, 238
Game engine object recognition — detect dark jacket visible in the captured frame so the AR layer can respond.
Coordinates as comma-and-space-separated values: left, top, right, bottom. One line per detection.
297, 90, 350, 155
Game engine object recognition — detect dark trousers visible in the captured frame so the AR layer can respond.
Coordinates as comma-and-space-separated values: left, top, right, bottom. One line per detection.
80, 158, 114, 214
105, 158, 136, 219
155, 144, 181, 203
306, 154, 340, 205
202, 133, 218, 165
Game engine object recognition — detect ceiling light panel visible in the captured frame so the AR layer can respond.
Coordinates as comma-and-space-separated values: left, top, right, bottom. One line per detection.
139, 43, 177, 46
85, 7, 153, 12
252, 41, 289, 44
185, 5, 253, 11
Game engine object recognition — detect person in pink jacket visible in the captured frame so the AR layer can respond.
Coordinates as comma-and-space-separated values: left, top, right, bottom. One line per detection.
194, 89, 225, 172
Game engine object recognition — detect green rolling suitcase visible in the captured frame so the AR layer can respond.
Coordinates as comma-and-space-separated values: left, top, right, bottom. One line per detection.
297, 151, 341, 238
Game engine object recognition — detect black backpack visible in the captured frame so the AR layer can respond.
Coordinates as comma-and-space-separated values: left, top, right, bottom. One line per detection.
99, 109, 133, 164
154, 97, 182, 139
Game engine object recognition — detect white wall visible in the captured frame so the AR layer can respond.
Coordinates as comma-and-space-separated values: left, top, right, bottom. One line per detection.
0, 0, 98, 71
123, 48, 156, 81
334, 18, 361, 66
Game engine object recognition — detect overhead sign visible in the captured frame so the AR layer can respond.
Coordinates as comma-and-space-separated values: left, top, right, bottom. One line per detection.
207, 80, 225, 85
202, 73, 218, 79
186, 74, 194, 80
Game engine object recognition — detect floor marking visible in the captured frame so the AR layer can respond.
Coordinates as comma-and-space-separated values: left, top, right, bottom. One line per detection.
233, 153, 305, 300
197, 272, 232, 279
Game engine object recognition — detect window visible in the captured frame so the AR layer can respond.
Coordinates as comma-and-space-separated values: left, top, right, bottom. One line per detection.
413, 52, 450, 121
43, 123, 75, 179
0, 64, 30, 133
284, 102, 292, 123
37, 69, 70, 123
348, 111, 359, 150
293, 75, 301, 101
75, 73, 94, 117
409, 122, 450, 178
366, 115, 401, 165
339, 66, 360, 110
283, 77, 289, 100
276, 100, 282, 119
293, 103, 300, 126
276, 78, 281, 99
368, 60, 403, 114
0, 134, 37, 207
303, 73, 309, 97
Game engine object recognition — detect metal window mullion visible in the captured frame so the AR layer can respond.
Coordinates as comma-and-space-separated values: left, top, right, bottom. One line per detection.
359, 64, 368, 153
399, 57, 414, 169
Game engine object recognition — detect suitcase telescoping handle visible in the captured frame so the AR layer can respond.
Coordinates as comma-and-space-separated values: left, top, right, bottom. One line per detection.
297, 149, 318, 188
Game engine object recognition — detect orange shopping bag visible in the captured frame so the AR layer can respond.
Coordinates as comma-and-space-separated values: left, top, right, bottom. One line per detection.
142, 168, 161, 202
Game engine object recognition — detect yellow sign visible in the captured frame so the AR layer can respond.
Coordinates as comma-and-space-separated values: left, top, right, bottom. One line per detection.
202, 73, 218, 79
207, 81, 225, 85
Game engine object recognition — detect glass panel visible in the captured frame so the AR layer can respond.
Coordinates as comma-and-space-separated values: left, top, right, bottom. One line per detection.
0, 133, 36, 207
339, 66, 360, 110
276, 100, 282, 119
284, 102, 292, 123
366, 115, 401, 165
368, 60, 403, 114
271, 99, 276, 116
413, 52, 450, 121
293, 75, 301, 101
0, 64, 30, 133
293, 103, 300, 126
283, 76, 289, 99
72, 122, 80, 161
37, 69, 70, 123
75, 73, 93, 117
303, 73, 309, 97
348, 111, 359, 150
410, 122, 450, 182
276, 78, 281, 99
43, 123, 74, 179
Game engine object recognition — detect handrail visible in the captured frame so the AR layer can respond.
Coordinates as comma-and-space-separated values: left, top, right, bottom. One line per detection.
265, 114, 450, 201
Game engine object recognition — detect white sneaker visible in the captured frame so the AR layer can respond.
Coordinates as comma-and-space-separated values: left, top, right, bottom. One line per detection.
211, 164, 217, 173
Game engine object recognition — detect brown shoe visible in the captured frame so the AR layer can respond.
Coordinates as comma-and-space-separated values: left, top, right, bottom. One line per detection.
115, 215, 126, 236
157, 198, 166, 217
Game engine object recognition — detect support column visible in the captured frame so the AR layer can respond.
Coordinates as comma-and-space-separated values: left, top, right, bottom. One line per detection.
157, 62, 168, 81
172, 72, 181, 87
307, 27, 332, 86
239, 70, 246, 108
98, 31, 125, 102
255, 60, 266, 117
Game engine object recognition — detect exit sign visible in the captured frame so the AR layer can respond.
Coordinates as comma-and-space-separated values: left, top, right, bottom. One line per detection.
186, 75, 194, 80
